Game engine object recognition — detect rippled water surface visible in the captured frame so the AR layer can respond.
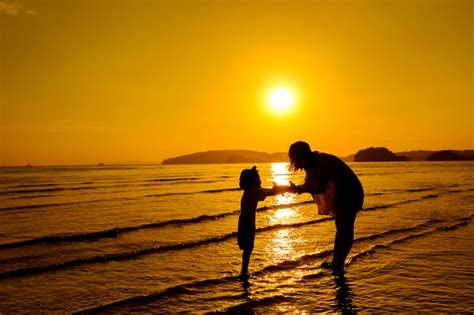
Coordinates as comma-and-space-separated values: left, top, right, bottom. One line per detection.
0, 162, 473, 313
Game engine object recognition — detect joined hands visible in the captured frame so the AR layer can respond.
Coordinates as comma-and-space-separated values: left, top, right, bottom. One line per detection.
271, 181, 301, 194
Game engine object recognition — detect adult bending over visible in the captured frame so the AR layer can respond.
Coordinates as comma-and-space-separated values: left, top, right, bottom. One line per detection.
288, 141, 364, 275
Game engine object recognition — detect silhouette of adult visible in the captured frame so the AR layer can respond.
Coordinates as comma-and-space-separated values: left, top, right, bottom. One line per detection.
288, 141, 364, 275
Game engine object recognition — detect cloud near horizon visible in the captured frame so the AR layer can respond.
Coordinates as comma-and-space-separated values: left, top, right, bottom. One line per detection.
0, 1, 35, 15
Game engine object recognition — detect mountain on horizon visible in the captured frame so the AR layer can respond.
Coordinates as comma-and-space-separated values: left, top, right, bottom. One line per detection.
162, 149, 473, 164
161, 150, 288, 165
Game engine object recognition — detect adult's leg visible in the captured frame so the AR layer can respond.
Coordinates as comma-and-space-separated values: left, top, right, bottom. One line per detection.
332, 209, 357, 273
241, 248, 252, 277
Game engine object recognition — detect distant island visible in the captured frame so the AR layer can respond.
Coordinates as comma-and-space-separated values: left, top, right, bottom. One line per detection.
353, 147, 409, 162
162, 148, 473, 164
427, 150, 467, 161
161, 150, 288, 165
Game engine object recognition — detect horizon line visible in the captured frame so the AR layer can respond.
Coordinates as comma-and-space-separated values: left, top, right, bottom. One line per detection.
2, 147, 473, 168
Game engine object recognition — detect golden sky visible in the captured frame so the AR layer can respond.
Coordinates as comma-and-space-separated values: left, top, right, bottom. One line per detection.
1, 0, 472, 166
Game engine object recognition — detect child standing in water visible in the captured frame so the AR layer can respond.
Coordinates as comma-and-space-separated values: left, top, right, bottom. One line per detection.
238, 166, 291, 280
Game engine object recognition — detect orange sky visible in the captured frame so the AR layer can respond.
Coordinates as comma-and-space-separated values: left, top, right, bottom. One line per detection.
1, 0, 472, 166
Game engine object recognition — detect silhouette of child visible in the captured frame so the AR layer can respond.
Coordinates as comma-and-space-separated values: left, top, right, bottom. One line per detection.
238, 165, 292, 280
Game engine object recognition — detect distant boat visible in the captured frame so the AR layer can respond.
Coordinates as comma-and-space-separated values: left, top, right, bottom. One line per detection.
26, 164, 32, 167
98, 163, 105, 166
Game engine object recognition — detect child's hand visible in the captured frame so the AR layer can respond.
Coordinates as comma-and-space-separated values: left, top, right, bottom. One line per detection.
272, 181, 281, 193
272, 181, 290, 195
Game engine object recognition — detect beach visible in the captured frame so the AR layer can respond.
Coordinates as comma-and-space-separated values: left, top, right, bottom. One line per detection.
0, 162, 473, 313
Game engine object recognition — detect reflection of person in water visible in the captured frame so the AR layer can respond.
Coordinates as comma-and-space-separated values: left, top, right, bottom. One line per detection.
288, 141, 364, 275
334, 274, 356, 313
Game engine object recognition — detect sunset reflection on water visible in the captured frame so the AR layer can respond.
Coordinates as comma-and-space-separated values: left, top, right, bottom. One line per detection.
270, 162, 295, 206
266, 163, 300, 262
260, 163, 316, 306
270, 162, 291, 185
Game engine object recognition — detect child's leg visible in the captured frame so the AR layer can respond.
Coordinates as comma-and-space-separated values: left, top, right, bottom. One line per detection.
241, 248, 252, 276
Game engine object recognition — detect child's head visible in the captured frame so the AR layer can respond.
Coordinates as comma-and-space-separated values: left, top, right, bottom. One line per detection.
239, 166, 261, 190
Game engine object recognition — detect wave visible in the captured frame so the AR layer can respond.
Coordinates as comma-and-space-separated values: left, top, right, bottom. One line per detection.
253, 219, 442, 276
0, 201, 314, 249
449, 187, 474, 193
0, 187, 242, 212
6, 194, 59, 200
223, 295, 295, 312
49, 166, 138, 172
0, 198, 134, 212
3, 181, 470, 213
0, 187, 461, 249
3, 184, 468, 249
73, 275, 239, 314
5, 213, 471, 281
406, 187, 440, 192
75, 216, 472, 313
74, 273, 294, 313
144, 187, 241, 198
224, 216, 474, 312
5, 183, 56, 188
0, 186, 98, 195
352, 218, 443, 243
0, 179, 221, 198
349, 215, 473, 264
224, 218, 474, 312
0, 182, 450, 197
146, 177, 202, 182
0, 217, 329, 279
236, 217, 472, 281
362, 193, 443, 211
2, 164, 139, 173
382, 184, 461, 193
1, 178, 207, 190
0, 232, 235, 279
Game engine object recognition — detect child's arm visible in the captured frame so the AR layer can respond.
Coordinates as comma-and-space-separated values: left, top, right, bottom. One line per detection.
271, 183, 295, 195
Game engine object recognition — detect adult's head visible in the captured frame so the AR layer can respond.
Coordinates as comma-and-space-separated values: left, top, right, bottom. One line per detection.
289, 141, 313, 171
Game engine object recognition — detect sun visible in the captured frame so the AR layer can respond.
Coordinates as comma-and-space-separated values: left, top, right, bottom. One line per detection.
268, 87, 295, 114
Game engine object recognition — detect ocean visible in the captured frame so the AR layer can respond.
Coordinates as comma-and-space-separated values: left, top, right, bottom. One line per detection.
0, 162, 473, 313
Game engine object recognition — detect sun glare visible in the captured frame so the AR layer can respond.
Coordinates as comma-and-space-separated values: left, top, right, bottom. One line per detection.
268, 87, 294, 114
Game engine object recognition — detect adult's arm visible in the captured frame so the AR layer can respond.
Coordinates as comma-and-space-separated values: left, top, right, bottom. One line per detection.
290, 182, 326, 195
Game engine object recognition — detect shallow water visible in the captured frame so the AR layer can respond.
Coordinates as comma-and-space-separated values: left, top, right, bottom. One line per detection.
0, 162, 473, 313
